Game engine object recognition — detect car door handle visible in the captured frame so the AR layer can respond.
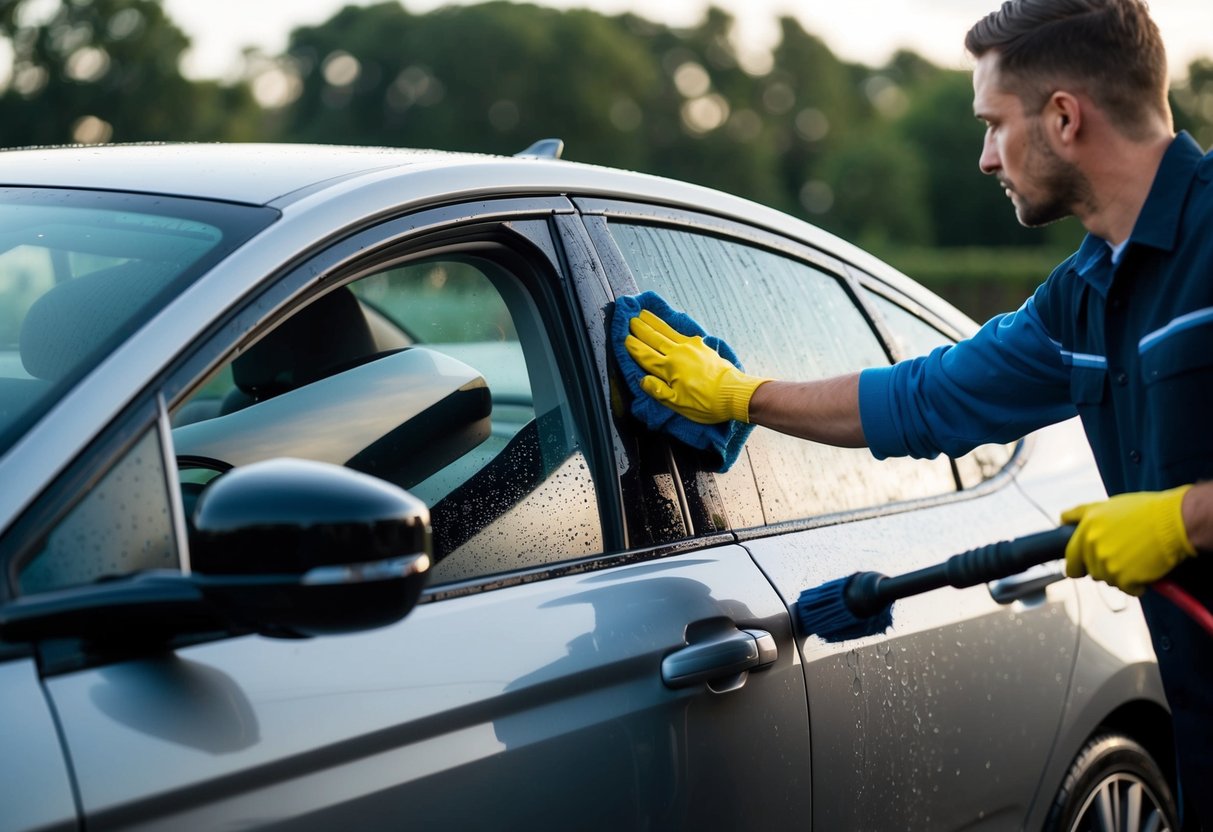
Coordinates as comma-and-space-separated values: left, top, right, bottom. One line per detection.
661, 627, 777, 691
989, 562, 1066, 604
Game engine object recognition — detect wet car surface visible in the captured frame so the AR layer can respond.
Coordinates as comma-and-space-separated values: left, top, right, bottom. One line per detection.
0, 143, 1179, 830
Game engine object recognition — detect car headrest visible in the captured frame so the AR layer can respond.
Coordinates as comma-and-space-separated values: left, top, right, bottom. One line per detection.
20, 261, 173, 381
232, 287, 377, 397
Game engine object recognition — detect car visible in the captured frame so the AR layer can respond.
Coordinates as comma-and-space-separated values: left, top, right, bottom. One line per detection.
0, 140, 1179, 831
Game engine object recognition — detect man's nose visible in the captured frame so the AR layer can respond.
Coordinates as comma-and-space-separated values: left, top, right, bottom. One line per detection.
978, 133, 1000, 175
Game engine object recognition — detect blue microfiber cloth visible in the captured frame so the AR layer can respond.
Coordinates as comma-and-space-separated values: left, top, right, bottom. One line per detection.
611, 291, 756, 473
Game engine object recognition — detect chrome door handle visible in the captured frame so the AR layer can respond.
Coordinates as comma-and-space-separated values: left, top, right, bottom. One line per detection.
661, 627, 777, 692
989, 562, 1066, 604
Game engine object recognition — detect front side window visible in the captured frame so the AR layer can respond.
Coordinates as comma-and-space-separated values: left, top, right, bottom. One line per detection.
0, 189, 276, 458
173, 252, 603, 585
611, 222, 956, 524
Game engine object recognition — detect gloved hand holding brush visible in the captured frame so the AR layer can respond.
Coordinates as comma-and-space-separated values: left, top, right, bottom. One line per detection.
625, 308, 770, 425
1062, 485, 1198, 596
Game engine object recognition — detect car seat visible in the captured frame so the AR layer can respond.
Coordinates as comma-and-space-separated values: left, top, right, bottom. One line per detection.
220, 286, 378, 414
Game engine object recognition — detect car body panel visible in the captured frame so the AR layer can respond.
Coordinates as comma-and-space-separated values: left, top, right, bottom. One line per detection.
43, 547, 810, 831
741, 476, 1078, 829
0, 660, 78, 832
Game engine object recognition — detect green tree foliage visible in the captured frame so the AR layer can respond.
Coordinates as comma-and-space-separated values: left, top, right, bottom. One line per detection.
0, 0, 258, 147
277, 2, 659, 165
818, 131, 932, 249
1173, 58, 1213, 150
0, 0, 1208, 285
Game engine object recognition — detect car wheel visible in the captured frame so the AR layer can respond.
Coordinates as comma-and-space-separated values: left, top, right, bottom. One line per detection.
1044, 733, 1178, 832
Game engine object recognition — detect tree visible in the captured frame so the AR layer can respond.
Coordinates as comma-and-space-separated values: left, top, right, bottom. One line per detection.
0, 0, 258, 147
817, 129, 932, 248
1172, 58, 1213, 150
275, 1, 661, 169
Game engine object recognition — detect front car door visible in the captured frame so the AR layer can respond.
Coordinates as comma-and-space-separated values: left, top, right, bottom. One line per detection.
3, 197, 811, 830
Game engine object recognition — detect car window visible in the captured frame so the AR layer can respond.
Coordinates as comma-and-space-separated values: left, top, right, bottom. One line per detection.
173, 254, 603, 585
0, 189, 276, 460
864, 289, 1016, 486
610, 222, 956, 524
16, 426, 179, 595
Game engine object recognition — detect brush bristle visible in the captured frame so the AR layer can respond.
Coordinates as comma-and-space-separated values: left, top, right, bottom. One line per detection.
797, 575, 894, 643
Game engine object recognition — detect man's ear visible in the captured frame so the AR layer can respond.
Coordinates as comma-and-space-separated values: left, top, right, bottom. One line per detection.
1047, 91, 1082, 146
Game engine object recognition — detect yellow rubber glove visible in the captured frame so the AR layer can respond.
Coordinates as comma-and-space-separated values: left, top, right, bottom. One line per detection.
624, 308, 769, 424
1062, 485, 1196, 596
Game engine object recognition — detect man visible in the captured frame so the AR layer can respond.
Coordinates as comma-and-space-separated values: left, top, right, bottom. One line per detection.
625, 0, 1212, 826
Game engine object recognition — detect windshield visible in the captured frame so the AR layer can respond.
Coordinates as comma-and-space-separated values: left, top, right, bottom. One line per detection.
0, 188, 277, 457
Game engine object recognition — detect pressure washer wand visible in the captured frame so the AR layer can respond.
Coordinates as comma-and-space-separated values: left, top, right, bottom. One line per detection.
799, 526, 1075, 642
849, 526, 1074, 618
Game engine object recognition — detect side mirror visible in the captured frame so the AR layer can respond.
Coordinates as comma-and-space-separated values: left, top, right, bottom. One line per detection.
191, 458, 432, 637
0, 459, 431, 645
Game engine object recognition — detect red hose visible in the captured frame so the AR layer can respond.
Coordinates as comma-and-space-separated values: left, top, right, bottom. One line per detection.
1153, 579, 1213, 640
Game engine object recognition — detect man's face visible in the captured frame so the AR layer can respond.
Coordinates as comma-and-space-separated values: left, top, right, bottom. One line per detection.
972, 52, 1090, 227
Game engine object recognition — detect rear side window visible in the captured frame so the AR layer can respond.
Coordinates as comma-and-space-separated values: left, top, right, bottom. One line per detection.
865, 290, 1016, 487
610, 223, 956, 524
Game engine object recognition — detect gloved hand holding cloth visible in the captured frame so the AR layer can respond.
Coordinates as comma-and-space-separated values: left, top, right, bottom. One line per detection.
610, 292, 766, 473
625, 308, 770, 425
1062, 484, 1197, 596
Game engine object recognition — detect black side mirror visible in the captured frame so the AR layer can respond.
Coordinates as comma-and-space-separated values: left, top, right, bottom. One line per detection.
0, 459, 431, 645
190, 458, 432, 637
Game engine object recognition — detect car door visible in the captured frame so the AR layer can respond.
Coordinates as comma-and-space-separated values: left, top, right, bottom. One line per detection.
8, 198, 811, 830
579, 198, 1080, 831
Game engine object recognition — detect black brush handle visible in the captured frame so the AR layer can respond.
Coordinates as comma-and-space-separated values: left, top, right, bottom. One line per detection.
844, 526, 1075, 618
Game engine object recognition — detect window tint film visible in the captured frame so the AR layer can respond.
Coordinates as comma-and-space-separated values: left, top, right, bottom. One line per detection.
612, 223, 956, 523
0, 189, 276, 458
173, 255, 602, 585
865, 290, 1015, 486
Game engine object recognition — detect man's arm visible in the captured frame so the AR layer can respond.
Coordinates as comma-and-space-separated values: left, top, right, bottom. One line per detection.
746, 375, 866, 447
1182, 480, 1213, 551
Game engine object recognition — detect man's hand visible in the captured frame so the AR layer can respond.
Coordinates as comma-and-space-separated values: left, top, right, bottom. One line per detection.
624, 309, 769, 424
1062, 485, 1196, 595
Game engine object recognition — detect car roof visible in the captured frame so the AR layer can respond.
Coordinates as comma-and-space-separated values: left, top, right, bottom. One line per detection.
0, 143, 473, 205
0, 142, 974, 330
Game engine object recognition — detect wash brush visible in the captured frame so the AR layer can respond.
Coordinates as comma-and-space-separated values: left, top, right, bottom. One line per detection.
797, 525, 1076, 642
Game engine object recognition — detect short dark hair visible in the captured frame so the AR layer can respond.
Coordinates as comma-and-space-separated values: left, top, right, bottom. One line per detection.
965, 0, 1169, 135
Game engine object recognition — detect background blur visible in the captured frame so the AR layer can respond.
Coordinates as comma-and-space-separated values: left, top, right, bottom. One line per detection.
2, 0, 1210, 321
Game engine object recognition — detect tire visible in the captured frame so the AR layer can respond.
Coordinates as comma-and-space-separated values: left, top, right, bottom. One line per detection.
1044, 733, 1179, 832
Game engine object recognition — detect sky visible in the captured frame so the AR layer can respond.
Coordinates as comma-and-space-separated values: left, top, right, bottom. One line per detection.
163, 0, 1212, 83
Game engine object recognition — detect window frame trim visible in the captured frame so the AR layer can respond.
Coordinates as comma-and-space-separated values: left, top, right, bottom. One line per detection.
574, 197, 1032, 537
159, 197, 638, 600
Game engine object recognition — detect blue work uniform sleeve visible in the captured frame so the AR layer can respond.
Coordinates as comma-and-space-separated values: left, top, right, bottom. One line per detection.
858, 295, 1077, 460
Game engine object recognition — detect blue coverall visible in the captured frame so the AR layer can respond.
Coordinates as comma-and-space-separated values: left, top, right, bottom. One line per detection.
859, 131, 1213, 828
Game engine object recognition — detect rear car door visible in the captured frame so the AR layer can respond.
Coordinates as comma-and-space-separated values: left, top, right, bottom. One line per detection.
6, 198, 810, 830
579, 199, 1080, 830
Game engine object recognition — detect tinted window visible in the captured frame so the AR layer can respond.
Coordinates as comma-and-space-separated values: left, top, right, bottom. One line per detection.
173, 254, 603, 585
865, 289, 1015, 486
611, 223, 956, 523
0, 189, 276, 457
18, 427, 178, 594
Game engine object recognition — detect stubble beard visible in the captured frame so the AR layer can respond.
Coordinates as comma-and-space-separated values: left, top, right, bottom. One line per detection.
1005, 121, 1094, 228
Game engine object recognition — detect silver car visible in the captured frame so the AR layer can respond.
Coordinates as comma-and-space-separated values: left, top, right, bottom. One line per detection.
0, 142, 1178, 831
